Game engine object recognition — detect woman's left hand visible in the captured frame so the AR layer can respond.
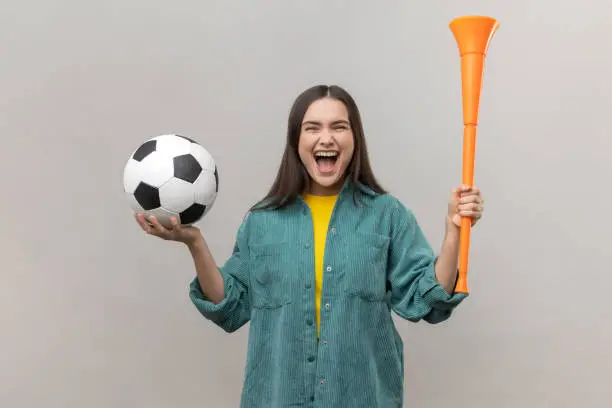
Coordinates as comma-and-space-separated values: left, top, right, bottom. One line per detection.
448, 184, 484, 228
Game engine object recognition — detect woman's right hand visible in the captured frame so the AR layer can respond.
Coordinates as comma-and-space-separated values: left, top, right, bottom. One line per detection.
134, 213, 203, 246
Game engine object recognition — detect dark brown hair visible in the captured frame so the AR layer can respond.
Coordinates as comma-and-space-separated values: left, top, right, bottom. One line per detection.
251, 84, 386, 211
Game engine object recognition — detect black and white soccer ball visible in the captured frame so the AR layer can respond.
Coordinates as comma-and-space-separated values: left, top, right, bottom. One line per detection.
123, 134, 218, 228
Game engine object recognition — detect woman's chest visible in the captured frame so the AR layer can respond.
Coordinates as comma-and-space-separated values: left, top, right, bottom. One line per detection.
247, 213, 393, 308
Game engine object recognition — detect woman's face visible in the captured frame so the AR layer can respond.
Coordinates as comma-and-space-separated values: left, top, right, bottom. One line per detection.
298, 97, 355, 196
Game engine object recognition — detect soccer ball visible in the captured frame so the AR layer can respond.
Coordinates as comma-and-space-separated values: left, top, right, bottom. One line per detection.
123, 134, 218, 228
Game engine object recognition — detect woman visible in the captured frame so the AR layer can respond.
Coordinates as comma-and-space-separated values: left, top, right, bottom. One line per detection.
135, 85, 484, 408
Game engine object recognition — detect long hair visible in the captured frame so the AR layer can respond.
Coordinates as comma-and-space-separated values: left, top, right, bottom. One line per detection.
251, 84, 386, 211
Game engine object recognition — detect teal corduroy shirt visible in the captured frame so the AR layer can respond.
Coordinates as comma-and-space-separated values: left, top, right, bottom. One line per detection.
189, 180, 467, 407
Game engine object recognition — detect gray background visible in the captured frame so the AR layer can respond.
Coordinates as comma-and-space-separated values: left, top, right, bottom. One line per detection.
2, 0, 611, 407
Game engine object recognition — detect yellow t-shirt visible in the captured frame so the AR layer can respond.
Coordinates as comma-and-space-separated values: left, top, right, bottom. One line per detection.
302, 193, 338, 336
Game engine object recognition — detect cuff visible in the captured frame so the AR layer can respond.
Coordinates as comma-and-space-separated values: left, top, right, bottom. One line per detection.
419, 263, 468, 311
188, 275, 234, 314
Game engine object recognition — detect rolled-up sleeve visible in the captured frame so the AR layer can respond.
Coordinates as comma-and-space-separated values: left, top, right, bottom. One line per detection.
387, 203, 467, 324
189, 214, 252, 333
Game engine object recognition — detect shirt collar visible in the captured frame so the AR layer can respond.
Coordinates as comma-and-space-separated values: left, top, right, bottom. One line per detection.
340, 176, 378, 197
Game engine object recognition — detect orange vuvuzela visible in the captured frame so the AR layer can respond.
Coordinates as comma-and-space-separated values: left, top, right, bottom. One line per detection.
449, 15, 499, 294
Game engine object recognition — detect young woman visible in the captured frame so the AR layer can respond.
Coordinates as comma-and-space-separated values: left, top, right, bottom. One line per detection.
135, 84, 484, 408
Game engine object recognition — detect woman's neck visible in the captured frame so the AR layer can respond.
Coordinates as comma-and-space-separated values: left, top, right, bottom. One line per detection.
306, 179, 344, 196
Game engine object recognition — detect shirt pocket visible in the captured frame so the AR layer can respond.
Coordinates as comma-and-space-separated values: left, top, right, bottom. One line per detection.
343, 231, 391, 301
249, 242, 293, 309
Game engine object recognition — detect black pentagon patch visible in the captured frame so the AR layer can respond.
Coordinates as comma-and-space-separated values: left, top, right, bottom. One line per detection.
132, 140, 157, 162
176, 134, 197, 144
173, 154, 202, 183
134, 182, 160, 210
180, 203, 206, 224
214, 166, 219, 192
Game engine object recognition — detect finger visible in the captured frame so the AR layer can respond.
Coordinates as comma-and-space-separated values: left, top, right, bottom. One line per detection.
459, 195, 479, 204
462, 196, 483, 206
459, 186, 482, 201
459, 201, 483, 214
135, 213, 153, 233
459, 209, 481, 218
457, 202, 476, 210
458, 202, 482, 212
148, 216, 168, 234
170, 216, 181, 231
459, 188, 481, 197
133, 212, 143, 226
141, 213, 156, 228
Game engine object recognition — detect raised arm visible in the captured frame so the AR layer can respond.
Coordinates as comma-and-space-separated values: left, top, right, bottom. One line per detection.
188, 214, 252, 333
386, 203, 467, 324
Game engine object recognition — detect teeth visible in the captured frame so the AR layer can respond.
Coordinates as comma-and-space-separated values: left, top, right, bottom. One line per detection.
315, 151, 339, 158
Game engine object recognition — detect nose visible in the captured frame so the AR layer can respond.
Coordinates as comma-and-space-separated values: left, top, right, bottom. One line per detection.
318, 130, 334, 145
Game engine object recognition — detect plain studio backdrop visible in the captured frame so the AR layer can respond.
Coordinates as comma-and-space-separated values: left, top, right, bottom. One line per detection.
1, 0, 611, 407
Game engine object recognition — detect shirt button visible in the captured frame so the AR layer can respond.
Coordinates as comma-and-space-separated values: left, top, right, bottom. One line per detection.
320, 379, 325, 385
330, 227, 336, 233
326, 265, 332, 272
325, 303, 330, 309
323, 340, 328, 345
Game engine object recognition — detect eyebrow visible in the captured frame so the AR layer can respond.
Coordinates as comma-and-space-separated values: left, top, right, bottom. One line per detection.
301, 119, 350, 127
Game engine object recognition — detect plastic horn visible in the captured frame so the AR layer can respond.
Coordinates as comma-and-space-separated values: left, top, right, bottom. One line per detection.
449, 15, 499, 294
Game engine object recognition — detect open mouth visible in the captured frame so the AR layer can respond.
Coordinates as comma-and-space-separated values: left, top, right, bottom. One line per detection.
314, 151, 339, 174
